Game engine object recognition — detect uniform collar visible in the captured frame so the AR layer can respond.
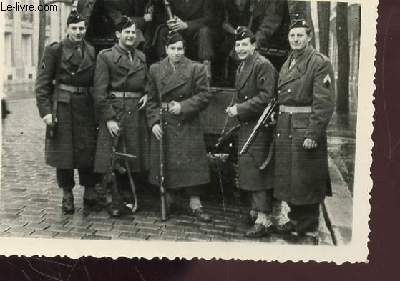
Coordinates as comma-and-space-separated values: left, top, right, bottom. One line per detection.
64, 37, 83, 49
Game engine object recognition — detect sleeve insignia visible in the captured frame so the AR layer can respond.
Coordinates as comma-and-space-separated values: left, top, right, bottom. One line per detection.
323, 74, 331, 88
41, 62, 46, 69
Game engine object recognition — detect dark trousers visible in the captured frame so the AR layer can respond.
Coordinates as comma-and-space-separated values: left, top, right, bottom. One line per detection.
288, 203, 320, 232
56, 168, 99, 190
249, 189, 273, 214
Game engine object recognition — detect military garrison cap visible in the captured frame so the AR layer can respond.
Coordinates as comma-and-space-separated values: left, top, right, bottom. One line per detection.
166, 32, 186, 47
289, 18, 310, 31
115, 16, 135, 32
234, 26, 256, 43
67, 10, 84, 25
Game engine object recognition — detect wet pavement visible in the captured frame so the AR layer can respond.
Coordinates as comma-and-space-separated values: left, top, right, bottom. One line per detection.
1, 89, 352, 245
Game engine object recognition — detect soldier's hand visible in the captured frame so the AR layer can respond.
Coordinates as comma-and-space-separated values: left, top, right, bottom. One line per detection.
226, 105, 238, 117
138, 94, 148, 110
107, 120, 120, 137
168, 17, 188, 32
303, 138, 318, 150
152, 123, 162, 141
168, 101, 181, 115
43, 114, 53, 126
144, 13, 152, 22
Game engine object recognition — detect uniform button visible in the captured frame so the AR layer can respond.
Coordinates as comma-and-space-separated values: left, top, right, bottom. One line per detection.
244, 122, 248, 125
244, 96, 248, 99
128, 111, 132, 115
288, 135, 292, 139
278, 90, 281, 94
279, 111, 282, 115
287, 89, 292, 93
276, 133, 280, 137
71, 72, 75, 75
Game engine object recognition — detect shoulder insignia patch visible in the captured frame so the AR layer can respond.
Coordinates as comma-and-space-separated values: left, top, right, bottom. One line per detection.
323, 74, 332, 88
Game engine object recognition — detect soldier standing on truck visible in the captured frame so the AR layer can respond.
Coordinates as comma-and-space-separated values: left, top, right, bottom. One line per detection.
35, 10, 102, 215
145, 0, 214, 75
92, 16, 150, 217
272, 19, 335, 239
92, 0, 150, 49
225, 27, 278, 238
146, 32, 213, 222
217, 0, 290, 84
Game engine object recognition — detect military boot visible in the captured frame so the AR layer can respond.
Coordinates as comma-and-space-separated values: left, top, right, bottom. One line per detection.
62, 188, 74, 215
83, 186, 102, 212
245, 212, 273, 238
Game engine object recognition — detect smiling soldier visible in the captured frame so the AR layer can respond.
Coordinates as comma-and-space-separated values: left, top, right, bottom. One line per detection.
273, 19, 335, 239
225, 27, 278, 238
35, 10, 101, 215
92, 16, 149, 217
146, 33, 213, 222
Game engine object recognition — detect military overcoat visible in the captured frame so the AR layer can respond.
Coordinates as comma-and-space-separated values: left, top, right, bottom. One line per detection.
274, 46, 335, 205
146, 57, 211, 189
235, 51, 277, 191
92, 44, 149, 173
35, 38, 97, 169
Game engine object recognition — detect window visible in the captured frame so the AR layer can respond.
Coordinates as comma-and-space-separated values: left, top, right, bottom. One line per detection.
21, 34, 33, 66
4, 33, 14, 66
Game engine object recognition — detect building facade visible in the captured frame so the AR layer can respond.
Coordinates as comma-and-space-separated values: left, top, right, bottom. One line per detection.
2, 0, 72, 95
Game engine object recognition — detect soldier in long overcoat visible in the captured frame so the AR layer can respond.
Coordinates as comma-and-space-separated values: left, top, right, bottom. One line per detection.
146, 33, 212, 222
35, 11, 100, 215
226, 27, 277, 237
273, 20, 335, 237
92, 17, 149, 217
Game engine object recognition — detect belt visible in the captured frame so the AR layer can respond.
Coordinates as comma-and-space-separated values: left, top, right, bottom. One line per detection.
279, 105, 312, 113
109, 91, 143, 98
57, 83, 89, 94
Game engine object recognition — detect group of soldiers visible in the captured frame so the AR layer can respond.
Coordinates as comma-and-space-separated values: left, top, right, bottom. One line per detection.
35, 0, 335, 240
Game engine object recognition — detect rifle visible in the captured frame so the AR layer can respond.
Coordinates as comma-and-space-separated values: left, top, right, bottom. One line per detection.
239, 97, 278, 156
159, 103, 168, 221
163, 0, 176, 23
103, 99, 139, 213
215, 124, 240, 149
103, 134, 137, 211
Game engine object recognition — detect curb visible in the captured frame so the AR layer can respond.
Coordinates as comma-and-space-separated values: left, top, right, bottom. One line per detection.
322, 156, 353, 245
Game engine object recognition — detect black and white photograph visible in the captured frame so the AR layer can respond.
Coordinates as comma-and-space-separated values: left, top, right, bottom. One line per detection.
0, 0, 375, 262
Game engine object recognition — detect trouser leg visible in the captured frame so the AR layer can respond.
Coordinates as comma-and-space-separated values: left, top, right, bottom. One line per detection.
288, 203, 320, 233
185, 185, 204, 210
111, 172, 127, 210
56, 169, 74, 190
56, 169, 75, 214
250, 190, 273, 227
184, 185, 211, 222
245, 190, 274, 237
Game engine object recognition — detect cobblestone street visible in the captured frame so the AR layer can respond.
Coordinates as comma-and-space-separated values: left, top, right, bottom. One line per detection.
1, 96, 340, 245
